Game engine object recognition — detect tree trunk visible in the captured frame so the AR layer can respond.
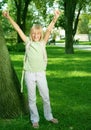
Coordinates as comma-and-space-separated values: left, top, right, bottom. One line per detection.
64, 0, 77, 54
14, 0, 31, 43
0, 24, 28, 118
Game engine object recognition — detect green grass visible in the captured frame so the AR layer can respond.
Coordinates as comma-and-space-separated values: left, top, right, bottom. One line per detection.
55, 40, 91, 45
0, 46, 91, 130
78, 41, 91, 45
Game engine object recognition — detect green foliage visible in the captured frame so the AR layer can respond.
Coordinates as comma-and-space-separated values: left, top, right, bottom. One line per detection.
55, 13, 65, 29
78, 13, 89, 33
34, 0, 47, 19
7, 43, 25, 52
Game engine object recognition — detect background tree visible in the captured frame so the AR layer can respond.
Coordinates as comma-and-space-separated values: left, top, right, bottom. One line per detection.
1, 0, 91, 54
63, 0, 77, 54
13, 0, 32, 43
62, 0, 91, 53
33, 0, 91, 54
0, 23, 28, 118
1, 0, 32, 43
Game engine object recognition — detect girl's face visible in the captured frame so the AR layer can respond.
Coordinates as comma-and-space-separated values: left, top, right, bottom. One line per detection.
31, 29, 42, 42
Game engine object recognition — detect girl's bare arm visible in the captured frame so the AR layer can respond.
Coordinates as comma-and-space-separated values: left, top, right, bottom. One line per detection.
3, 11, 26, 42
44, 10, 60, 44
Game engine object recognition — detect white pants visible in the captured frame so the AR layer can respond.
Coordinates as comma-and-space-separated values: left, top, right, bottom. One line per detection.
25, 71, 53, 123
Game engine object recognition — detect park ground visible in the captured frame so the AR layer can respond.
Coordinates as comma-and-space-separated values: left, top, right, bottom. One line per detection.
0, 45, 91, 130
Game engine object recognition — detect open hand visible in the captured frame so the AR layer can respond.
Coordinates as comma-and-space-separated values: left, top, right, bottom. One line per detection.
2, 11, 9, 18
54, 10, 60, 18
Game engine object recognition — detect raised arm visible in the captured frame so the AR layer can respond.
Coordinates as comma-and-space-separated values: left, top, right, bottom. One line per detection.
44, 10, 60, 44
2, 11, 27, 43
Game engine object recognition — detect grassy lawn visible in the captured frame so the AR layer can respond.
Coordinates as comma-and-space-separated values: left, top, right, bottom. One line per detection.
54, 40, 91, 45
0, 46, 91, 130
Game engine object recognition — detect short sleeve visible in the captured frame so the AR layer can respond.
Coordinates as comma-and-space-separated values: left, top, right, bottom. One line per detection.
24, 37, 30, 45
41, 40, 46, 47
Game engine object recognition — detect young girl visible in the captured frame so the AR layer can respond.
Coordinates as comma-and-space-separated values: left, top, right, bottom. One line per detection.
3, 10, 60, 128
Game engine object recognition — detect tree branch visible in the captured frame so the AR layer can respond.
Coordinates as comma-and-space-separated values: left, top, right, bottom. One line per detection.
73, 6, 82, 36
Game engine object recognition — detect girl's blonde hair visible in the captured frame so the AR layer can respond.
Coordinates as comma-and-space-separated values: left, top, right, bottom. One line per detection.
30, 24, 44, 41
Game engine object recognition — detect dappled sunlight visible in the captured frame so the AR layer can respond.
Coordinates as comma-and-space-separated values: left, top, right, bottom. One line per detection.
10, 52, 24, 61
71, 70, 91, 76
63, 70, 91, 77
47, 70, 91, 78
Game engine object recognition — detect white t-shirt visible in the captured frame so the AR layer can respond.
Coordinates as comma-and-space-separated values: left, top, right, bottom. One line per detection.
23, 37, 47, 72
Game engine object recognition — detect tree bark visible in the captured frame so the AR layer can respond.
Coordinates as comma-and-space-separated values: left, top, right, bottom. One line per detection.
14, 0, 31, 43
64, 0, 77, 54
0, 24, 28, 118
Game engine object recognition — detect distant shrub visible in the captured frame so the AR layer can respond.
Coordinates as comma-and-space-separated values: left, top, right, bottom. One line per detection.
7, 43, 25, 52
